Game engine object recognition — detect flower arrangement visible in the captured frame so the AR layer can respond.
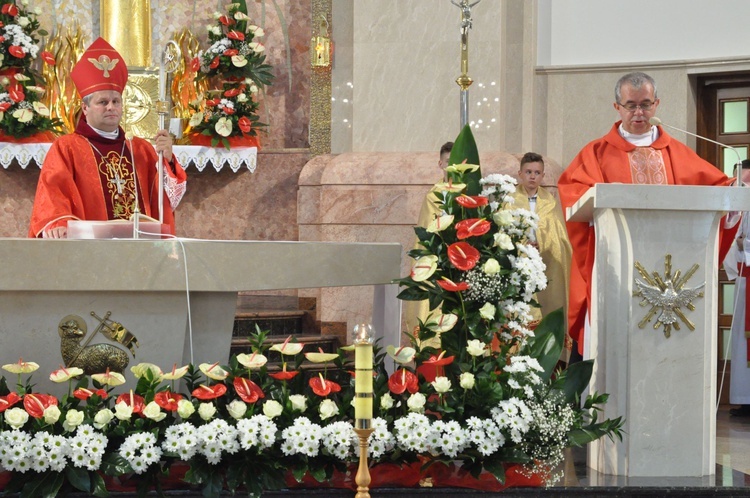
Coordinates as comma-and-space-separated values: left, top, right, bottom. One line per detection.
0, 0, 61, 139
187, 0, 274, 149
0, 127, 623, 497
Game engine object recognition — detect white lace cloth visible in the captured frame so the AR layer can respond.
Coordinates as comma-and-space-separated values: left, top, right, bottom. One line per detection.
0, 142, 257, 173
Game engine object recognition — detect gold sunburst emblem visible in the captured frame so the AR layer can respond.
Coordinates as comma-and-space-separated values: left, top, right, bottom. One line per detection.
632, 254, 705, 338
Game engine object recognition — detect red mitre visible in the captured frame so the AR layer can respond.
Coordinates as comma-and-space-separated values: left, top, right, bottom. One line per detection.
71, 37, 128, 98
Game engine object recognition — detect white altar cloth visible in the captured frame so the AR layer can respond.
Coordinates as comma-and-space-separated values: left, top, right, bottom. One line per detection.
0, 141, 256, 172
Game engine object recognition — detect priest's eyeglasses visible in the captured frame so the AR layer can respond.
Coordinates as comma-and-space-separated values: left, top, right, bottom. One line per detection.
618, 101, 655, 112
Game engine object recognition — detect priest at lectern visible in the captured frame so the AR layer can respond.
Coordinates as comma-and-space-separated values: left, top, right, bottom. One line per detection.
558, 71, 735, 357
28, 37, 187, 239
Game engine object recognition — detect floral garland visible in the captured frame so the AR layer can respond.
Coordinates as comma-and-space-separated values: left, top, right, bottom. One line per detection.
0, 0, 61, 139
188, 0, 273, 149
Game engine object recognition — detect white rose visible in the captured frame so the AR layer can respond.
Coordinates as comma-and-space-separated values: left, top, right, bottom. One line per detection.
289, 394, 307, 413
493, 210, 514, 226
5, 407, 28, 429
479, 302, 496, 320
63, 409, 84, 431
483, 258, 501, 275
380, 392, 394, 411
143, 401, 166, 422
16, 16, 29, 27
114, 401, 133, 421
177, 399, 195, 419
249, 84, 258, 94
319, 399, 339, 420
466, 339, 487, 357
431, 376, 452, 393
198, 402, 216, 421
263, 399, 283, 419
459, 372, 475, 390
407, 393, 426, 413
43, 405, 61, 424
93, 409, 114, 429
227, 400, 247, 420
494, 232, 514, 250
236, 93, 248, 103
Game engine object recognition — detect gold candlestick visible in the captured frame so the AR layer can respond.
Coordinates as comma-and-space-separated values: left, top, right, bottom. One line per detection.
354, 427, 374, 498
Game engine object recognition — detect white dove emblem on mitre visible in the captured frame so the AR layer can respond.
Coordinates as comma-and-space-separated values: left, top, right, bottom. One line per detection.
88, 55, 119, 78
633, 279, 704, 326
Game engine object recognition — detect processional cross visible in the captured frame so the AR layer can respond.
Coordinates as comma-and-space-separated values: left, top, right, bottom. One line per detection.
451, 0, 481, 128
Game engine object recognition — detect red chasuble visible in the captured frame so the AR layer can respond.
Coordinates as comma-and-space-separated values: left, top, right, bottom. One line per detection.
29, 118, 187, 237
558, 121, 735, 354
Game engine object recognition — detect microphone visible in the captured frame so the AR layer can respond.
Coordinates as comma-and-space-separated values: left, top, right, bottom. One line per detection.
649, 116, 742, 187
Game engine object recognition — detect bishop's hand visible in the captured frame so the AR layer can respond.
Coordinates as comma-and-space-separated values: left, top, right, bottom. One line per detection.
153, 129, 173, 163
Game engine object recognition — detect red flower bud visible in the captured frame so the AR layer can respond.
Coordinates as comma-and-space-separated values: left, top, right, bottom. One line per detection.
190, 57, 201, 72
209, 56, 220, 69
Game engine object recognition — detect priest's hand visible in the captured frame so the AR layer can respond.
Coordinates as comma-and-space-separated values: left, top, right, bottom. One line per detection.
153, 130, 173, 163
43, 226, 67, 239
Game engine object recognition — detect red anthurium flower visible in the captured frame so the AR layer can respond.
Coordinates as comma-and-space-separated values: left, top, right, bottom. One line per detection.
268, 369, 299, 381
455, 195, 489, 208
447, 241, 480, 271
455, 218, 491, 240
154, 391, 184, 411
234, 377, 265, 403
218, 15, 235, 26
222, 107, 236, 115
418, 351, 456, 382
227, 30, 245, 41
309, 374, 342, 397
23, 393, 58, 419
238, 116, 252, 134
8, 45, 25, 58
41, 51, 56, 65
0, 392, 21, 413
223, 87, 241, 97
1, 3, 19, 16
223, 48, 239, 57
436, 277, 469, 292
8, 82, 24, 103
192, 383, 227, 400
0, 102, 11, 112
73, 388, 108, 401
190, 57, 201, 72
423, 351, 455, 368
116, 392, 146, 415
388, 368, 419, 395
209, 56, 220, 69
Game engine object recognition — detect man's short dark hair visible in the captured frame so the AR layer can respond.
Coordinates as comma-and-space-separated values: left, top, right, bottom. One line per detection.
440, 142, 453, 156
741, 159, 750, 170
520, 152, 544, 168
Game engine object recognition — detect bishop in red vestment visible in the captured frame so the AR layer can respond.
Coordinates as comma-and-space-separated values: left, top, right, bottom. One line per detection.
29, 37, 187, 238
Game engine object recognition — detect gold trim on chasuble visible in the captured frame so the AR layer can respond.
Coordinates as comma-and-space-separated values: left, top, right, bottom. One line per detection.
95, 146, 137, 220
628, 147, 668, 184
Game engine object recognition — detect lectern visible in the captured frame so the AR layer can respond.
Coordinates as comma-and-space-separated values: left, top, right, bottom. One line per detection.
567, 184, 750, 477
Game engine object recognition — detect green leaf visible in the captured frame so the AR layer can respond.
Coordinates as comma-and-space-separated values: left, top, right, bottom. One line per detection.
91, 472, 110, 497
526, 308, 565, 381
562, 359, 594, 403
20, 471, 64, 498
64, 466, 91, 492
291, 466, 307, 482
447, 124, 482, 194
482, 458, 507, 484
100, 453, 132, 476
203, 471, 224, 498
